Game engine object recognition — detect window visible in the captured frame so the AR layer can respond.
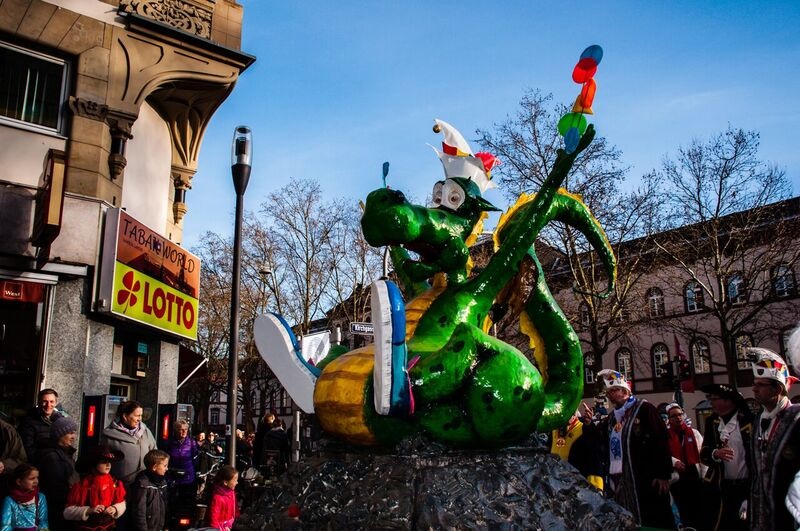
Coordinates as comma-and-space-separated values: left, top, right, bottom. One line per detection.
691, 339, 711, 374
647, 287, 665, 318
652, 343, 669, 378
727, 273, 746, 305
209, 408, 220, 425
579, 302, 591, 328
773, 265, 796, 297
585, 353, 596, 384
735, 335, 753, 369
685, 281, 704, 313
616, 348, 633, 381
0, 41, 69, 134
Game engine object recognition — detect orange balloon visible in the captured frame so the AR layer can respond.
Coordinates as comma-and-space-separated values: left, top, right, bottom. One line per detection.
579, 79, 596, 108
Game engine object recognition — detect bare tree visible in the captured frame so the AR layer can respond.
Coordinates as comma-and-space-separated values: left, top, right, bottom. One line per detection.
477, 89, 665, 369
652, 127, 799, 386
185, 231, 238, 427
259, 179, 347, 334
325, 203, 384, 326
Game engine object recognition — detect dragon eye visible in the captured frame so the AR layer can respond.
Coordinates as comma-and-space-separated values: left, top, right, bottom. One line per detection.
440, 180, 465, 210
431, 182, 444, 206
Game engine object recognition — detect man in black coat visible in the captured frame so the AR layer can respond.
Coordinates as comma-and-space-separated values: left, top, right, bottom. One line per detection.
596, 369, 674, 529
748, 348, 800, 531
699, 383, 752, 531
18, 387, 63, 463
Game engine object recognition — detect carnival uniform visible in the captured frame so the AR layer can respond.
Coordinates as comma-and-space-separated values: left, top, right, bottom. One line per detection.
750, 398, 800, 531
700, 408, 753, 531
603, 397, 674, 529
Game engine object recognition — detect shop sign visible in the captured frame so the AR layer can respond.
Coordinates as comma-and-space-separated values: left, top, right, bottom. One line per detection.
97, 209, 200, 340
0, 280, 45, 303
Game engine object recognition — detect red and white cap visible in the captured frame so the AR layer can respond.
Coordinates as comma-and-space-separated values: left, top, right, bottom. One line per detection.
597, 369, 631, 391
749, 347, 799, 391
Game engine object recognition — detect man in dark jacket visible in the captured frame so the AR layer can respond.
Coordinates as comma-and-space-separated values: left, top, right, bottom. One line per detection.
699, 383, 753, 531
596, 369, 674, 529
748, 348, 800, 531
18, 387, 63, 463
131, 449, 169, 531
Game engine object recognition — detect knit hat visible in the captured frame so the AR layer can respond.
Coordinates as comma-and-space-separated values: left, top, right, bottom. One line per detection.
51, 416, 78, 439
749, 347, 799, 391
665, 402, 683, 414
596, 369, 631, 391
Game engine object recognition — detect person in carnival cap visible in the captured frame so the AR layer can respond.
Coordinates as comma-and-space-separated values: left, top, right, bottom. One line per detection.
699, 382, 753, 531
592, 369, 673, 529
748, 346, 800, 530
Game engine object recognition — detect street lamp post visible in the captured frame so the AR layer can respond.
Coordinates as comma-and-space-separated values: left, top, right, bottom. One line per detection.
227, 125, 252, 467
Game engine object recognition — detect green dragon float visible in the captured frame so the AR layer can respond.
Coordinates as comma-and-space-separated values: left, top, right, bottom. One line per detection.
254, 46, 616, 448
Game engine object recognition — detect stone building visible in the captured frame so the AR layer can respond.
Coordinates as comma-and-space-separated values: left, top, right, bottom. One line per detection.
0, 0, 253, 433
547, 197, 800, 425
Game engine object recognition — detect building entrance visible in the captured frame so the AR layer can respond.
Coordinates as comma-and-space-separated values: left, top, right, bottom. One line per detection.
0, 279, 46, 420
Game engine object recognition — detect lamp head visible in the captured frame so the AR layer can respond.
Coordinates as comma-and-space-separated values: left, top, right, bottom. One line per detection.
231, 126, 253, 167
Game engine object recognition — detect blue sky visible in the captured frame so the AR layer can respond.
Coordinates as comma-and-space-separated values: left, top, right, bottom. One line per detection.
182, 1, 800, 248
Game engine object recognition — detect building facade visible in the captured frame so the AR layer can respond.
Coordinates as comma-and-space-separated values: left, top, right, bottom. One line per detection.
0, 0, 252, 432
550, 198, 800, 425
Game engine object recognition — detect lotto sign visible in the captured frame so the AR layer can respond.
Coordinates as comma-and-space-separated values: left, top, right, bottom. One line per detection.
112, 263, 198, 338
97, 209, 201, 340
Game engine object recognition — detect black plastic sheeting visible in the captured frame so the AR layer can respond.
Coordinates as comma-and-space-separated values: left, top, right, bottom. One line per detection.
237, 435, 636, 530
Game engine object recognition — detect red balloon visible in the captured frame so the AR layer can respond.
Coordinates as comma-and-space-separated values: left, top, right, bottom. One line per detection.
572, 57, 597, 84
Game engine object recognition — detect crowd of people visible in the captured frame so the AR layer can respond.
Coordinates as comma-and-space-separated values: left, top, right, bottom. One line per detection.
0, 391, 253, 530
5, 346, 800, 530
550, 341, 800, 531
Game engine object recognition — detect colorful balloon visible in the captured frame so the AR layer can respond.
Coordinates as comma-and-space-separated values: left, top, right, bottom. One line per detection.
572, 79, 596, 114
557, 112, 588, 136
579, 45, 603, 66
564, 127, 580, 153
572, 57, 597, 84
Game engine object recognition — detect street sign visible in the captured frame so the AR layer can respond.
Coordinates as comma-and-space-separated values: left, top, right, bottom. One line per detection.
350, 322, 374, 335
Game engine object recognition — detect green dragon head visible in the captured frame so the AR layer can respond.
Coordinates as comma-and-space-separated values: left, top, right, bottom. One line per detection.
361, 178, 498, 284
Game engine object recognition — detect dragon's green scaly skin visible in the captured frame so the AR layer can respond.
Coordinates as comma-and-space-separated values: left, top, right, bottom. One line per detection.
314, 125, 616, 447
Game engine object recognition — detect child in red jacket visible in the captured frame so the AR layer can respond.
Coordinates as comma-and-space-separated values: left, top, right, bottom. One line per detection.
207, 465, 239, 531
64, 445, 126, 530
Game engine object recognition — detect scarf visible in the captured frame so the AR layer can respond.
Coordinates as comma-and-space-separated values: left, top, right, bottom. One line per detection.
145, 470, 166, 486
113, 419, 142, 438
609, 396, 636, 475
668, 422, 700, 465
9, 486, 37, 504
758, 396, 789, 440
717, 411, 739, 443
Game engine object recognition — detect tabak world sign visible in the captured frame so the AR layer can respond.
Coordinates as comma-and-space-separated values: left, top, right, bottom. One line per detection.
97, 209, 200, 340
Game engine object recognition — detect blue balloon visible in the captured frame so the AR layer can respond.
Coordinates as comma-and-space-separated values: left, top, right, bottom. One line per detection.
580, 45, 603, 66
564, 127, 580, 153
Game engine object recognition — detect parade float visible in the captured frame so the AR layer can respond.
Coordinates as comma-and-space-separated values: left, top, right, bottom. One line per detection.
243, 45, 636, 530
